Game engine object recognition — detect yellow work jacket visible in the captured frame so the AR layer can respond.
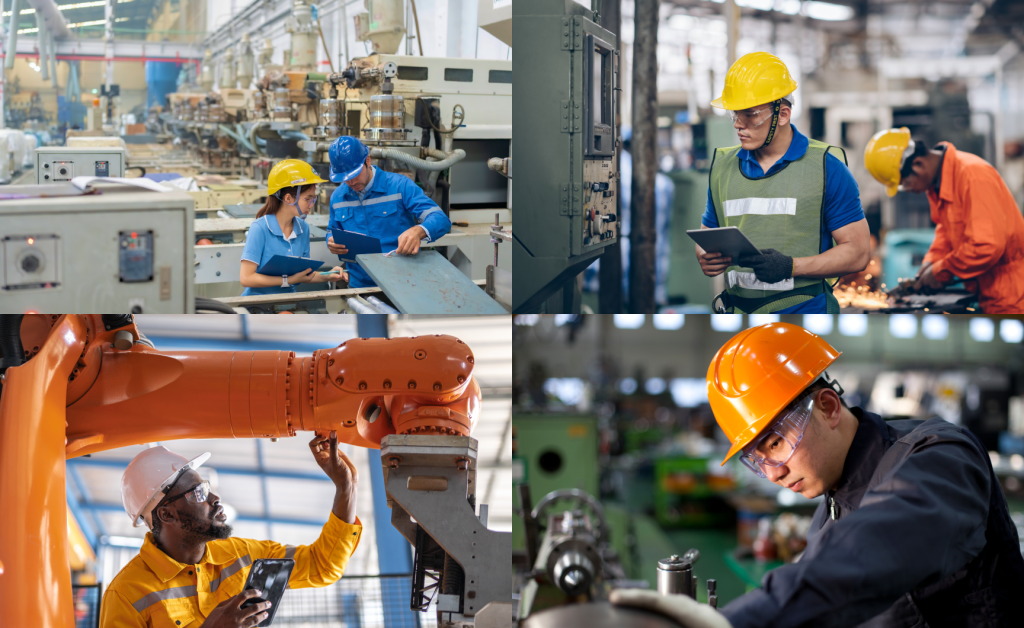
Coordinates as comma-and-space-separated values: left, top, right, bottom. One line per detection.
99, 513, 363, 627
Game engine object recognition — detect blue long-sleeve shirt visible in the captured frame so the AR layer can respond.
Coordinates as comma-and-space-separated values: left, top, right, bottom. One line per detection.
328, 167, 452, 288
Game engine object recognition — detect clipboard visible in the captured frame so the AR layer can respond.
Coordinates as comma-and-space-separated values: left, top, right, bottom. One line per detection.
330, 228, 382, 263
686, 227, 761, 260
256, 254, 324, 277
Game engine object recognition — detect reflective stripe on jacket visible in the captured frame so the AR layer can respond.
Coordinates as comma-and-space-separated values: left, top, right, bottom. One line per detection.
99, 513, 362, 627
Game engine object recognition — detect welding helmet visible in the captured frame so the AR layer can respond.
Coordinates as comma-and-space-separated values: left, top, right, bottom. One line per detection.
711, 52, 798, 111
121, 446, 211, 529
328, 136, 370, 183
707, 322, 841, 466
864, 127, 913, 198
267, 159, 327, 196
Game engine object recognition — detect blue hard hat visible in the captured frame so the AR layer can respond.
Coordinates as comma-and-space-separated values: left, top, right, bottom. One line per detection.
329, 137, 370, 183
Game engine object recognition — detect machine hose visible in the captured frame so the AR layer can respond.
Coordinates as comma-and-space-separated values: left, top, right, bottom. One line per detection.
195, 297, 241, 314
248, 121, 269, 157
346, 297, 384, 314
365, 296, 400, 314
369, 147, 466, 171
217, 125, 257, 153
0, 314, 25, 371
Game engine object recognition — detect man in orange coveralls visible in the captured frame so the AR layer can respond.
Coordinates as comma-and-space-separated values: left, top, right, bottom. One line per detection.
864, 127, 1024, 313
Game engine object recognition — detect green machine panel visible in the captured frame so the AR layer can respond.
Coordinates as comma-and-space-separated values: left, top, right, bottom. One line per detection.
513, 0, 620, 312
512, 415, 599, 550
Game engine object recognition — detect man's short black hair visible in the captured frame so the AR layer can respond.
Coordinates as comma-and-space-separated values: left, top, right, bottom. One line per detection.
804, 375, 848, 408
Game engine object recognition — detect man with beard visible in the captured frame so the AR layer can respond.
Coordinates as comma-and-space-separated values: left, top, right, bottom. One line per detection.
100, 432, 361, 627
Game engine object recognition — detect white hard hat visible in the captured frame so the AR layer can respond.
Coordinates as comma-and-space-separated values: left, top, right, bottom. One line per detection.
121, 446, 211, 529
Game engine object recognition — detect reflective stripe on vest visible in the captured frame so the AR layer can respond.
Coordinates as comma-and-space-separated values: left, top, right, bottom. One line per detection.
209, 554, 252, 592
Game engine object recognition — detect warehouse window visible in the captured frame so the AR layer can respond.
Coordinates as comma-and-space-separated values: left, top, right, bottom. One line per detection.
838, 314, 868, 337
802, 315, 833, 335
921, 315, 948, 340
645, 378, 666, 395
653, 314, 684, 330
444, 68, 473, 82
1000, 320, 1024, 343
748, 314, 779, 327
670, 378, 708, 407
711, 314, 742, 332
489, 70, 512, 84
619, 378, 638, 394
889, 314, 917, 339
970, 318, 995, 342
396, 66, 428, 81
544, 378, 586, 406
613, 314, 644, 329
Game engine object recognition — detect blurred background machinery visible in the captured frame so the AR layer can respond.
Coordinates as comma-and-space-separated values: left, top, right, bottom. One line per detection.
513, 313, 1024, 615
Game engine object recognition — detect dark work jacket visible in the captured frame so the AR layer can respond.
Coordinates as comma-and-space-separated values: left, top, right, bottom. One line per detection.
722, 408, 1024, 628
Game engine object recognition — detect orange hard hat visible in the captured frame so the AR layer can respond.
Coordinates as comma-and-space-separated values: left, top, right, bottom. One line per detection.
707, 322, 841, 466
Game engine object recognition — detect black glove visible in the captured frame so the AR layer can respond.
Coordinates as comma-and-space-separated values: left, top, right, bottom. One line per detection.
737, 248, 793, 284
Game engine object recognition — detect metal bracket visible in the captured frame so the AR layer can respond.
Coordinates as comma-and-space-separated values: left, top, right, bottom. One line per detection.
573, 17, 583, 50
560, 100, 571, 133
561, 18, 572, 50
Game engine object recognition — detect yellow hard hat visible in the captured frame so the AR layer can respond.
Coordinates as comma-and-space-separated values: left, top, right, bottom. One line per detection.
267, 159, 327, 196
864, 127, 912, 198
711, 52, 798, 110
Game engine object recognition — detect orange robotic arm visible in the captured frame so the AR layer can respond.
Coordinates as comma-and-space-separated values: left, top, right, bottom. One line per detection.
26, 315, 481, 457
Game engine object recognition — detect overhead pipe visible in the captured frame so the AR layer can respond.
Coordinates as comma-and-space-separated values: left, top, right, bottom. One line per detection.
5, 0, 22, 70
36, 14, 48, 81
49, 27, 57, 87
24, 0, 70, 40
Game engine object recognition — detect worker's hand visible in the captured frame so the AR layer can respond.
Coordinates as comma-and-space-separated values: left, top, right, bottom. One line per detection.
913, 263, 945, 293
914, 260, 933, 280
697, 248, 732, 277
288, 268, 315, 285
395, 225, 428, 255
200, 588, 271, 628
314, 266, 347, 283
737, 248, 794, 284
610, 589, 732, 628
309, 431, 358, 524
327, 235, 349, 256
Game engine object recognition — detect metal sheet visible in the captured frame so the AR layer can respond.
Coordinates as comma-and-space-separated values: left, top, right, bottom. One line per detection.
357, 250, 508, 314
523, 602, 679, 628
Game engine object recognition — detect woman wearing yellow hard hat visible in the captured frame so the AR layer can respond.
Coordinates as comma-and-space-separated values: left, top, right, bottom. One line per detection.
864, 128, 1024, 313
613, 321, 1024, 625
239, 159, 346, 296
694, 52, 870, 314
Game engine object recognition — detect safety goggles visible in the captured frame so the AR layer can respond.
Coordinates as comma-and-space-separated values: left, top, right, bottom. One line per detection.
898, 140, 918, 180
161, 479, 212, 507
738, 392, 816, 478
728, 106, 772, 128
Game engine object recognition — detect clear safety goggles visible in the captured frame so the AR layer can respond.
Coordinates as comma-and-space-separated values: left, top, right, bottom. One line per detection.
162, 479, 212, 507
738, 393, 816, 478
728, 106, 772, 128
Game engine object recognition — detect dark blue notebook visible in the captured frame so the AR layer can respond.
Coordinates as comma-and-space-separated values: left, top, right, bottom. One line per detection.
256, 254, 324, 277
331, 228, 382, 263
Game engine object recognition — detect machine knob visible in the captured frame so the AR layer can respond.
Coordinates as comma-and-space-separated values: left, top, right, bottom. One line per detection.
603, 214, 617, 222
591, 182, 609, 192
20, 254, 41, 273
58, 167, 67, 176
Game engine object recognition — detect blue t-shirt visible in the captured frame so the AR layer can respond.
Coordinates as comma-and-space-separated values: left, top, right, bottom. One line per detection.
240, 214, 312, 296
700, 125, 864, 313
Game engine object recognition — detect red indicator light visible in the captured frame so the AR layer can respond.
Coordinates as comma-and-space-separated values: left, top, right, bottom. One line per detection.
131, 231, 137, 238
27, 237, 34, 245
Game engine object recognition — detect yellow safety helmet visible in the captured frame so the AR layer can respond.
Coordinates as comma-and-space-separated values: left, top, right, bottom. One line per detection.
711, 52, 798, 110
864, 127, 912, 198
267, 159, 327, 196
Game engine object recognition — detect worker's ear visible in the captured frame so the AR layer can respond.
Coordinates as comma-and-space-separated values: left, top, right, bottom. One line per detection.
777, 103, 792, 126
816, 389, 842, 430
153, 503, 178, 527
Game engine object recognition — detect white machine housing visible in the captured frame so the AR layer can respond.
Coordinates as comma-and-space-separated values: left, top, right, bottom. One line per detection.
0, 185, 195, 313
35, 146, 127, 183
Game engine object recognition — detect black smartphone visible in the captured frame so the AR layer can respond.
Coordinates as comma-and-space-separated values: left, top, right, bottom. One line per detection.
239, 558, 295, 626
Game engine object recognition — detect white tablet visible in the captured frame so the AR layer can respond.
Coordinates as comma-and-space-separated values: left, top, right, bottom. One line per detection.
687, 227, 761, 260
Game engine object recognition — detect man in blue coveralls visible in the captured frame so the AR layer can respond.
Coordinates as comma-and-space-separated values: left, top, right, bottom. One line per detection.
326, 137, 452, 288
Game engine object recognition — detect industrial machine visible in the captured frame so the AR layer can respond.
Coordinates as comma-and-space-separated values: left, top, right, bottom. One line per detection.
35, 146, 126, 182
0, 185, 194, 312
0, 315, 512, 627
513, 0, 619, 313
